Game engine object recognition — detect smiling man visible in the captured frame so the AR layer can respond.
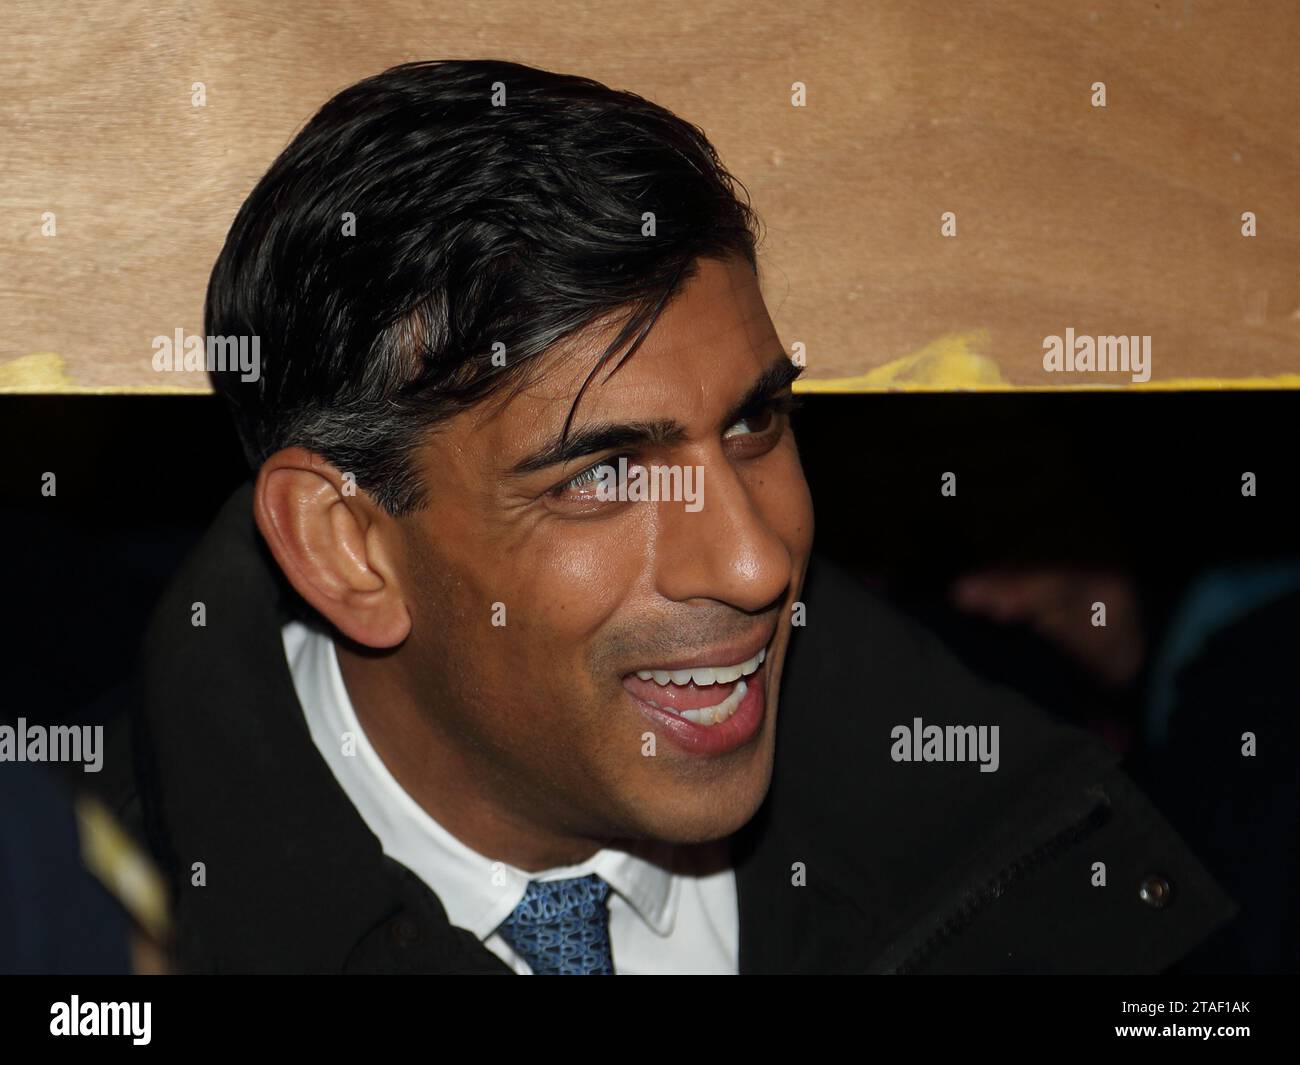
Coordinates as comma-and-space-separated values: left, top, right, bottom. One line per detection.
275, 254, 812, 865
94, 59, 1235, 975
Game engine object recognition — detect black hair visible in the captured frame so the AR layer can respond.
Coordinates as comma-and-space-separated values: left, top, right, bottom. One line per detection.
205, 58, 763, 515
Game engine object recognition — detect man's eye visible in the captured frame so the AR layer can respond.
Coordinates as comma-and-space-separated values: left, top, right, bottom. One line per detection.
723, 408, 775, 438
564, 461, 616, 490
552, 455, 631, 498
723, 394, 804, 440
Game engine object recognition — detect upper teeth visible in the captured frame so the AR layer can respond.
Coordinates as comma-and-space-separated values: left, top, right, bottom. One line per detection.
635, 646, 765, 687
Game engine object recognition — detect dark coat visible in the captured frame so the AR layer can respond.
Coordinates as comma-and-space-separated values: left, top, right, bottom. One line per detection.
90, 482, 1236, 973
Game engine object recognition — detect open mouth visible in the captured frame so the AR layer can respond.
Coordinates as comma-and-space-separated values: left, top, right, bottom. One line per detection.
621, 646, 766, 727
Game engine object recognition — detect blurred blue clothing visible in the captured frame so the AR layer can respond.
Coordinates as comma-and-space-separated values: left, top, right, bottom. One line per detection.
0, 759, 131, 974
1144, 558, 1300, 748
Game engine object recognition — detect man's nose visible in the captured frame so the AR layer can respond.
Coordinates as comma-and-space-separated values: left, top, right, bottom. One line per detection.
652, 453, 792, 614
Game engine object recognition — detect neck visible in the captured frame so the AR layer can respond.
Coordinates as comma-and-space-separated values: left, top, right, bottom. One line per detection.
334, 641, 602, 872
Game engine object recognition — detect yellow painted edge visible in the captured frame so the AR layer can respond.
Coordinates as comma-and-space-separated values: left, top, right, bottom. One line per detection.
0, 385, 212, 395
790, 333, 1300, 391
0, 352, 210, 393
794, 376, 1300, 393
4, 348, 1297, 394
6, 379, 1298, 396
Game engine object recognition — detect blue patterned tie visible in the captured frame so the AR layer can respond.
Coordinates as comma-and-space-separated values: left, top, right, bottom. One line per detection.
496, 873, 616, 975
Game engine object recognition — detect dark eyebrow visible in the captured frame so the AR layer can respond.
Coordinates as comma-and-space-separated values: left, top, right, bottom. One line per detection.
505, 352, 803, 478
720, 353, 804, 430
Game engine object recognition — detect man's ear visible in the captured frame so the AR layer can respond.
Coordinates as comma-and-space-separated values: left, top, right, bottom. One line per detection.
253, 448, 411, 648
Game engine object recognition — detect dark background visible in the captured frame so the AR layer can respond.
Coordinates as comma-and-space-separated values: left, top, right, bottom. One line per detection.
7, 391, 1295, 725
4, 391, 1299, 971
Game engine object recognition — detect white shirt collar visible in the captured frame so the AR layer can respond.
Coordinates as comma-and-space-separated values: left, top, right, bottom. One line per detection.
282, 619, 680, 942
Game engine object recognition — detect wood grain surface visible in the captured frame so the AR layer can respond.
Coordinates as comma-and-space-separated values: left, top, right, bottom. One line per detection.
2, 0, 1298, 393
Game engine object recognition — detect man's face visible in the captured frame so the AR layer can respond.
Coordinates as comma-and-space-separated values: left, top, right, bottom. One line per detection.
394, 254, 814, 851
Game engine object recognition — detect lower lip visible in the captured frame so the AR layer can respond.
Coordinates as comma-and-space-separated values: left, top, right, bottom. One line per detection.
624, 661, 767, 756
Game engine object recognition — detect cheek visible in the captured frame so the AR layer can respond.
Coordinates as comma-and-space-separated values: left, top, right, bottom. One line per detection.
529, 528, 643, 634
755, 443, 815, 557
496, 523, 647, 687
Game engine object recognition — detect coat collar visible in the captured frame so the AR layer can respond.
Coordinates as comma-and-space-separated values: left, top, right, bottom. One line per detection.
139, 480, 424, 970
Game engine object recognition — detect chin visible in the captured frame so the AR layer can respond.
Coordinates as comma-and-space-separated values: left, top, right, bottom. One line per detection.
632, 754, 775, 845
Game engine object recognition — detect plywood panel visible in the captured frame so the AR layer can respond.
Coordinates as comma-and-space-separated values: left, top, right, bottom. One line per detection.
2, 0, 1298, 393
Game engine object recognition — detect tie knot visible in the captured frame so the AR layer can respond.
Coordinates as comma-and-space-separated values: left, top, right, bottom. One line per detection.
496, 873, 615, 975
